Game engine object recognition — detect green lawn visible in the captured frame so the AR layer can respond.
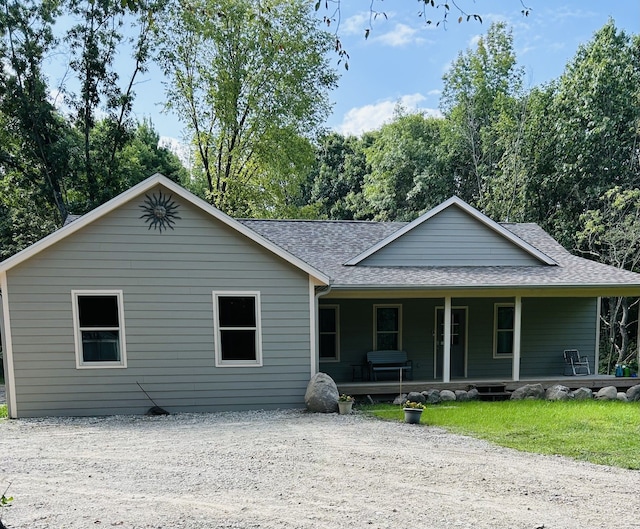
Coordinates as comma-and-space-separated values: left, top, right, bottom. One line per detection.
364, 400, 640, 469
0, 405, 6, 419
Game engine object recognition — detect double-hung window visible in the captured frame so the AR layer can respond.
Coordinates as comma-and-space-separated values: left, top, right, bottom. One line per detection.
72, 290, 127, 368
319, 305, 339, 361
213, 292, 262, 366
374, 304, 402, 350
494, 303, 515, 357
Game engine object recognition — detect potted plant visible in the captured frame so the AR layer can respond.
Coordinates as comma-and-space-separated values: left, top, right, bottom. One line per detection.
403, 400, 426, 424
338, 394, 354, 415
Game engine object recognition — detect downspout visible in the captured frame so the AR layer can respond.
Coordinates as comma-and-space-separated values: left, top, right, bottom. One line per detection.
310, 282, 332, 377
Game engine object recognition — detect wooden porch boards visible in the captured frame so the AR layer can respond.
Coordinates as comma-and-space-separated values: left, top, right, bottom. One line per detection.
337, 375, 639, 399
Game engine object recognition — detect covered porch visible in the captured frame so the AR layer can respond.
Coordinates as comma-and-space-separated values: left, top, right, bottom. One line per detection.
317, 290, 604, 387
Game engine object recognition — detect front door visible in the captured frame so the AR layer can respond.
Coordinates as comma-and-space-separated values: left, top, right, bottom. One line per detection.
435, 308, 467, 379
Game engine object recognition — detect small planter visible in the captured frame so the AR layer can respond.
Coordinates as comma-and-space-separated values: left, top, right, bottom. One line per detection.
403, 407, 423, 424
338, 400, 353, 415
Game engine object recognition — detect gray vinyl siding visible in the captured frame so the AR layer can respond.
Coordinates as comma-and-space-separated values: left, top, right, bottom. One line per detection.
520, 297, 596, 377
361, 206, 542, 266
6, 184, 312, 417
321, 296, 597, 383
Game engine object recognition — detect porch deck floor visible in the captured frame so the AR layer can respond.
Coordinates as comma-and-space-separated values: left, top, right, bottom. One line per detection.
337, 375, 639, 397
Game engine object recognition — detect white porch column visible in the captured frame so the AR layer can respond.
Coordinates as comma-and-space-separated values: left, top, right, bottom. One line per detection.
512, 296, 522, 381
443, 296, 452, 383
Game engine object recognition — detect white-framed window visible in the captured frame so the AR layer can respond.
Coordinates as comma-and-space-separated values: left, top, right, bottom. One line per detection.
72, 290, 127, 369
319, 305, 339, 362
494, 303, 515, 358
373, 304, 402, 350
213, 291, 262, 367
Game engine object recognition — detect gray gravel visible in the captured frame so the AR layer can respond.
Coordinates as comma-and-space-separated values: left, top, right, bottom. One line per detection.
1, 409, 639, 529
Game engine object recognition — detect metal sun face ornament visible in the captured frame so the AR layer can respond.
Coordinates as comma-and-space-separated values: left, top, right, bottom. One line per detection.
139, 191, 181, 232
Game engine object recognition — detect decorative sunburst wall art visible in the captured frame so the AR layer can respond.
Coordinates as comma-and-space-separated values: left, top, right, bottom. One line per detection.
139, 191, 181, 232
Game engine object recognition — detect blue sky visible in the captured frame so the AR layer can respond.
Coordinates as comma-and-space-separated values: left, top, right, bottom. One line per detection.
65, 0, 639, 143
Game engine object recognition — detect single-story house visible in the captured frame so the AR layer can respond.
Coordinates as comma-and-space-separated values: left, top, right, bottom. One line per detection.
2, 174, 640, 417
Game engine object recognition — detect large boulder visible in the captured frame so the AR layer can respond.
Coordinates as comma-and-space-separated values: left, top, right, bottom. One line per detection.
510, 383, 545, 400
467, 388, 480, 401
595, 386, 618, 401
406, 391, 426, 404
393, 393, 408, 405
422, 389, 441, 404
626, 384, 640, 402
455, 390, 470, 402
617, 392, 629, 402
304, 373, 339, 413
440, 390, 456, 402
572, 387, 593, 400
546, 384, 572, 401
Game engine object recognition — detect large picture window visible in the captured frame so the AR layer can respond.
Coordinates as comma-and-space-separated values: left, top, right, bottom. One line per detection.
494, 303, 515, 357
319, 305, 339, 361
213, 292, 262, 366
72, 290, 126, 368
374, 304, 402, 350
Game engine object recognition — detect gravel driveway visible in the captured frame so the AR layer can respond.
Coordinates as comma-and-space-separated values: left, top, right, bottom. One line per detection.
1, 409, 639, 529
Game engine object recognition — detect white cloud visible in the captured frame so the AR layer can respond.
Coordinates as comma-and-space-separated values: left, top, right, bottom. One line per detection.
469, 34, 482, 48
336, 93, 442, 136
340, 12, 370, 36
373, 23, 426, 47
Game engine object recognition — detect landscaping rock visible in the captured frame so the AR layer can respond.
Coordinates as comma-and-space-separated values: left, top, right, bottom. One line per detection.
626, 384, 640, 402
406, 391, 426, 403
440, 389, 456, 402
546, 384, 572, 401
422, 389, 441, 404
304, 373, 339, 413
595, 386, 618, 401
455, 390, 470, 402
617, 392, 628, 402
393, 393, 408, 405
510, 383, 545, 400
467, 388, 480, 401
572, 387, 593, 400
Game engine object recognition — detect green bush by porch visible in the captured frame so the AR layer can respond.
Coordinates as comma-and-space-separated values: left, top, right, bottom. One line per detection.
365, 400, 640, 470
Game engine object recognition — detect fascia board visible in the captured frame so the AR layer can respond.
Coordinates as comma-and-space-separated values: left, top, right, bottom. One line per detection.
344, 196, 557, 266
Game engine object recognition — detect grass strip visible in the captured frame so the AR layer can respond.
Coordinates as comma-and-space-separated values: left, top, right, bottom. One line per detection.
365, 400, 640, 469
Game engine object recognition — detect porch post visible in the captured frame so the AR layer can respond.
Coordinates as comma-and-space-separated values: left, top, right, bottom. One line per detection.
512, 296, 522, 381
443, 296, 452, 383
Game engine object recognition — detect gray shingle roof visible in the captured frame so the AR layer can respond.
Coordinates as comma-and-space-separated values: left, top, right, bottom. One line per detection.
239, 218, 640, 293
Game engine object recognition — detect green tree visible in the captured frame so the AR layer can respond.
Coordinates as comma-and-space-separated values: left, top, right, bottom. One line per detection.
544, 21, 640, 247
577, 187, 640, 373
440, 22, 524, 209
363, 109, 447, 221
301, 132, 372, 220
154, 0, 337, 216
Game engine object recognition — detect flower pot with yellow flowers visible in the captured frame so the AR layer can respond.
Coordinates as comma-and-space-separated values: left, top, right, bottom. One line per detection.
338, 394, 354, 415
403, 400, 426, 424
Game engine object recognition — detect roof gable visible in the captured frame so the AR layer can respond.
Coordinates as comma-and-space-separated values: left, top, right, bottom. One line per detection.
0, 174, 330, 285
345, 197, 557, 267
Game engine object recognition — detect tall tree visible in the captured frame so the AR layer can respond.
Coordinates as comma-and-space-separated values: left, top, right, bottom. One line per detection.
363, 109, 447, 221
544, 21, 640, 247
154, 0, 337, 216
440, 22, 524, 209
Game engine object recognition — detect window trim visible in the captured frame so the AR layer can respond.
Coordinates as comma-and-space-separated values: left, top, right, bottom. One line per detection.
319, 304, 340, 362
72, 290, 127, 369
373, 304, 402, 351
213, 291, 263, 367
493, 303, 515, 358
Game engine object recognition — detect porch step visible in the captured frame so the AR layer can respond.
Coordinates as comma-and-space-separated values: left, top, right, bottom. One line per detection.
474, 384, 511, 401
